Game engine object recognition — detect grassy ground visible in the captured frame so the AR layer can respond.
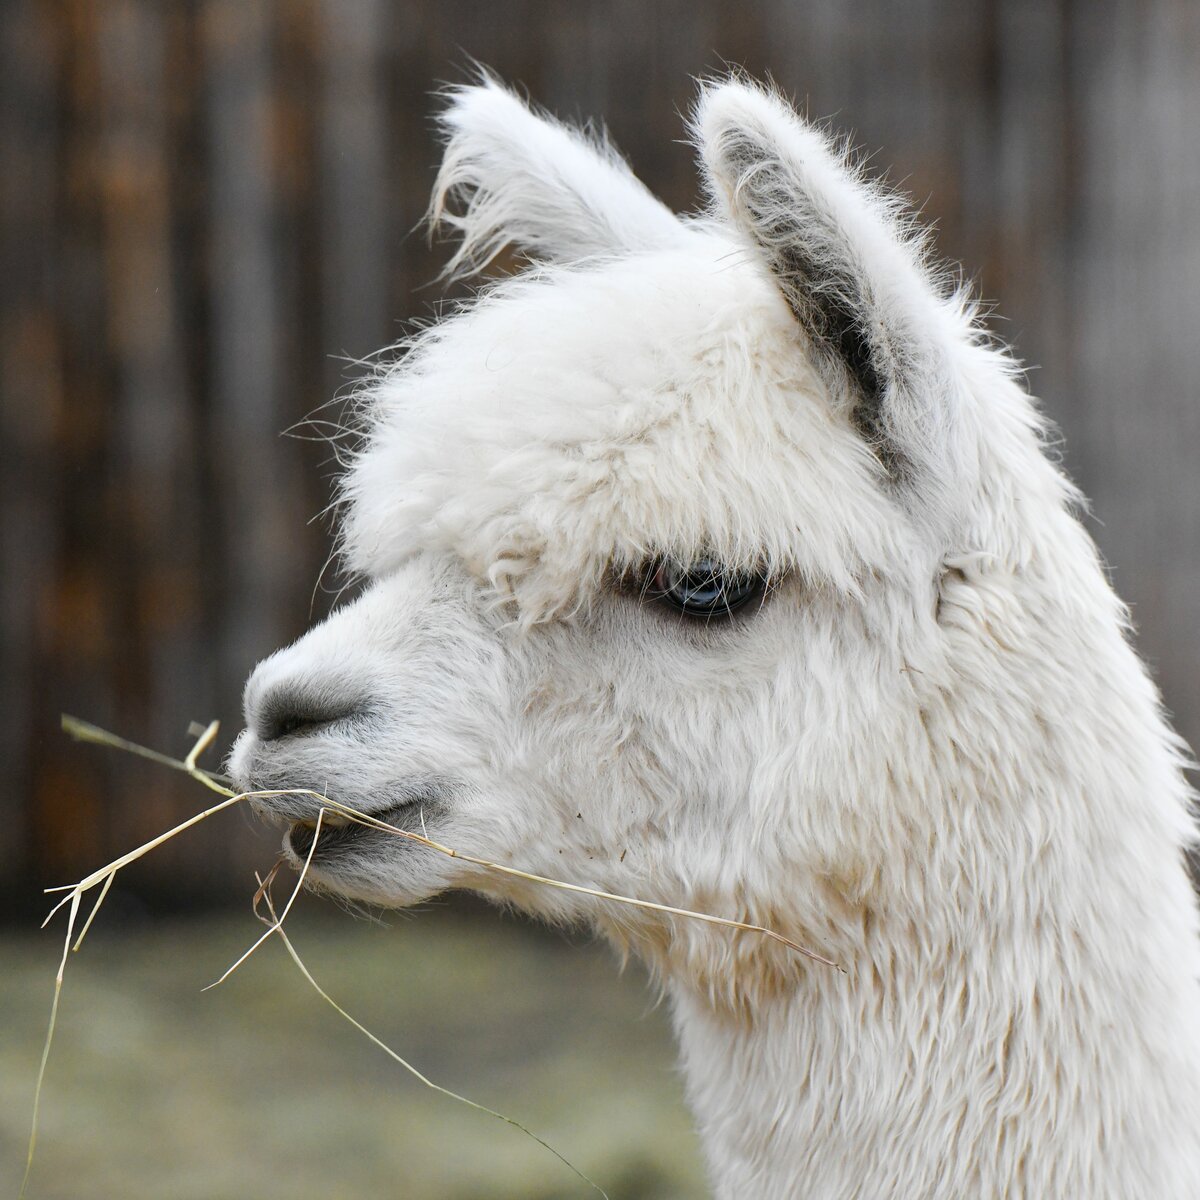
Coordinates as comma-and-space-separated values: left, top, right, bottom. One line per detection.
3, 896, 706, 1200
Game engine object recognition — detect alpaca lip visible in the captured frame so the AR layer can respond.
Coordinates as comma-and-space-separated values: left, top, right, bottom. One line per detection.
286, 799, 432, 861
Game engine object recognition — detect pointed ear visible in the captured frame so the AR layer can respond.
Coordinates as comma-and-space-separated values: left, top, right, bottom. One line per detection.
431, 75, 685, 277
694, 80, 957, 490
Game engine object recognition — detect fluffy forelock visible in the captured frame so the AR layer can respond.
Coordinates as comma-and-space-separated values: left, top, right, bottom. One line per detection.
336, 235, 918, 624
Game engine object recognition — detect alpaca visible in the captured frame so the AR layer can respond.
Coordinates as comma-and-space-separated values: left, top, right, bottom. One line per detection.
229, 76, 1200, 1198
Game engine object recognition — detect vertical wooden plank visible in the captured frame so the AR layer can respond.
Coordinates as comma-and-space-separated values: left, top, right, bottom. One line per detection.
274, 0, 331, 609
202, 0, 301, 691
26, 0, 122, 887
317, 0, 391, 393
307, 0, 392, 625
989, 0, 1075, 397
93, 0, 214, 865
0, 0, 63, 889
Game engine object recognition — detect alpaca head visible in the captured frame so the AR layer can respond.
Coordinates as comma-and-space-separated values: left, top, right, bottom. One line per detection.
229, 76, 1065, 983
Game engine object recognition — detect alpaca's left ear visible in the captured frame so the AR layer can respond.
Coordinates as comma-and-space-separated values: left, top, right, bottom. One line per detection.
432, 74, 686, 277
695, 80, 959, 493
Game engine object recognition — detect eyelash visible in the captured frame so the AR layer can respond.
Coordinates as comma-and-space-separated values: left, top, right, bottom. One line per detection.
641, 558, 767, 619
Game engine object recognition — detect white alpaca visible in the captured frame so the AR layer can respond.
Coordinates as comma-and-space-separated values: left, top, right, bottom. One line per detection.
230, 76, 1200, 1198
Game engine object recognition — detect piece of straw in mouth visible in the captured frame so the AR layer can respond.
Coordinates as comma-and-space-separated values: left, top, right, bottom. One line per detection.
27, 716, 838, 1197
57, 714, 840, 969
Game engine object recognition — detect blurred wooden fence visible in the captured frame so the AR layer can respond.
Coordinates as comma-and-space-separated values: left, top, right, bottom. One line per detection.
2, 0, 1198, 910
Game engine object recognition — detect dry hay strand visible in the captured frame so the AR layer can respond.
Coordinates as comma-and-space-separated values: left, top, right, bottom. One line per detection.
22, 715, 840, 1198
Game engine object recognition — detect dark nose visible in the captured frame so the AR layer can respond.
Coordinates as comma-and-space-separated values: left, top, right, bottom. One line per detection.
254, 685, 363, 743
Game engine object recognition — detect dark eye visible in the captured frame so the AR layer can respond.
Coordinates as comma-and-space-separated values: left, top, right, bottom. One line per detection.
645, 558, 765, 619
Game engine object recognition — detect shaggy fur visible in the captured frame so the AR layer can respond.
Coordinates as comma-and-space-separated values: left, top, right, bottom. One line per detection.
230, 75, 1200, 1198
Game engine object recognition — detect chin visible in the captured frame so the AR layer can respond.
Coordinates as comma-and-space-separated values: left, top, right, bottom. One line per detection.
290, 851, 448, 909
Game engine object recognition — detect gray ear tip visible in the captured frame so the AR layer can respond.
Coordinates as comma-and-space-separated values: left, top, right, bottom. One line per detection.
693, 79, 833, 189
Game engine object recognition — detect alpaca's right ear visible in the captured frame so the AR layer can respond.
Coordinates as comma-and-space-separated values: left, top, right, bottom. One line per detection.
431, 75, 685, 277
695, 80, 961, 500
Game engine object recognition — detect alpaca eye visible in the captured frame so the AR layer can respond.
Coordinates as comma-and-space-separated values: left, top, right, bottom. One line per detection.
647, 558, 764, 618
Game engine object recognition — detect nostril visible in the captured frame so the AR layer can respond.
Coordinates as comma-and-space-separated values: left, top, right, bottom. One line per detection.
256, 690, 362, 743
269, 713, 323, 741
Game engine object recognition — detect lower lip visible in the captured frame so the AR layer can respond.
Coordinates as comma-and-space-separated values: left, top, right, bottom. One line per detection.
286, 804, 424, 861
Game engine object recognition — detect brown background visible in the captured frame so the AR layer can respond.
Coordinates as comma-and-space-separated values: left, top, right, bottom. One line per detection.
3, 0, 1199, 912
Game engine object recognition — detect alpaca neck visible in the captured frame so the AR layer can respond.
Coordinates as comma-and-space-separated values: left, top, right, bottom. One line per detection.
666, 839, 1200, 1200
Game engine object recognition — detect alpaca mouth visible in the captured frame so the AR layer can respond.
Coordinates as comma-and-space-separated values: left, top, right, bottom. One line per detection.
286, 798, 437, 862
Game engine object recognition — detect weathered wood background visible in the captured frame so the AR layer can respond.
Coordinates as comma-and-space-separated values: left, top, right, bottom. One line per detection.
3, 0, 1198, 908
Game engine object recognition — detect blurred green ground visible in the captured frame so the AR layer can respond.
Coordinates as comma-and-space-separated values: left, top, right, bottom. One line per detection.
3, 898, 705, 1199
